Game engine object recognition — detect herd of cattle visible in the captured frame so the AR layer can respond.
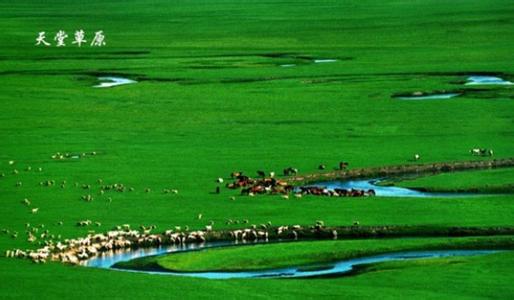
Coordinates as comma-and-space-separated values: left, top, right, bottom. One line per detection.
297, 186, 376, 197
224, 162, 375, 198
222, 148, 494, 198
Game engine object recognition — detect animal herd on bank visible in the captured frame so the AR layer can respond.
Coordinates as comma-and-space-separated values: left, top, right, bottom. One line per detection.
222, 161, 376, 198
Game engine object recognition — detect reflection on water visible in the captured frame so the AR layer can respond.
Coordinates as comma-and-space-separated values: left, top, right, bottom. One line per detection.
83, 242, 231, 268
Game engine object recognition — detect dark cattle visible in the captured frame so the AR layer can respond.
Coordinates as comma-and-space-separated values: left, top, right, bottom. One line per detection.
284, 185, 294, 193
480, 149, 493, 156
350, 189, 365, 197
251, 185, 266, 194
283, 167, 298, 176
334, 188, 349, 196
338, 162, 349, 170
318, 164, 326, 170
257, 170, 266, 178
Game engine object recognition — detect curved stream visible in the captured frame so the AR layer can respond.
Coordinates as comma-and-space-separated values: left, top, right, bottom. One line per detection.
84, 243, 498, 279
82, 179, 488, 278
306, 179, 471, 198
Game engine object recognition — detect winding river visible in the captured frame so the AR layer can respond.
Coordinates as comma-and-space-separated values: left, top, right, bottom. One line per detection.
84, 243, 499, 279
305, 179, 471, 198
81, 179, 489, 278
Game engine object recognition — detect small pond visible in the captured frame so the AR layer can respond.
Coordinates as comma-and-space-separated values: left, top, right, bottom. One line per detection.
93, 77, 137, 88
465, 76, 513, 86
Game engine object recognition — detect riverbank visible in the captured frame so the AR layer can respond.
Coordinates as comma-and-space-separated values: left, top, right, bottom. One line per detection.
286, 158, 514, 186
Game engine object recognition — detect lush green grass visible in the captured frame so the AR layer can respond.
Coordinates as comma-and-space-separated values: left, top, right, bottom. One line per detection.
396, 168, 514, 193
2, 0, 514, 298
115, 236, 514, 272
3, 246, 514, 300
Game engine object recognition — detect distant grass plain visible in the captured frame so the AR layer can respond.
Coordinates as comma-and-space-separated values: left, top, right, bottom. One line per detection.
1, 0, 514, 298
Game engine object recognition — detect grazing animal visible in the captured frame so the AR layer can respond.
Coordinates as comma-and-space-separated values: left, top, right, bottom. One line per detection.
269, 171, 275, 178
414, 154, 420, 161
283, 167, 298, 176
338, 162, 349, 170
478, 149, 494, 156
31, 208, 39, 214
230, 171, 243, 179
257, 170, 266, 178
318, 164, 326, 170
470, 148, 494, 156
470, 148, 481, 155
216, 178, 223, 183
198, 214, 202, 220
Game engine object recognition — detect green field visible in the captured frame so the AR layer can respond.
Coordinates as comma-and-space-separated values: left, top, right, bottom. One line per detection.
1, 0, 514, 298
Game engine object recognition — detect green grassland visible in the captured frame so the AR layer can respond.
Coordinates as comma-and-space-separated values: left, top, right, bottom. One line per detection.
1, 0, 514, 298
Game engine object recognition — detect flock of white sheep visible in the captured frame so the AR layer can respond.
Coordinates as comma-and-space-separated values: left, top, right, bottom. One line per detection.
5, 220, 335, 265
